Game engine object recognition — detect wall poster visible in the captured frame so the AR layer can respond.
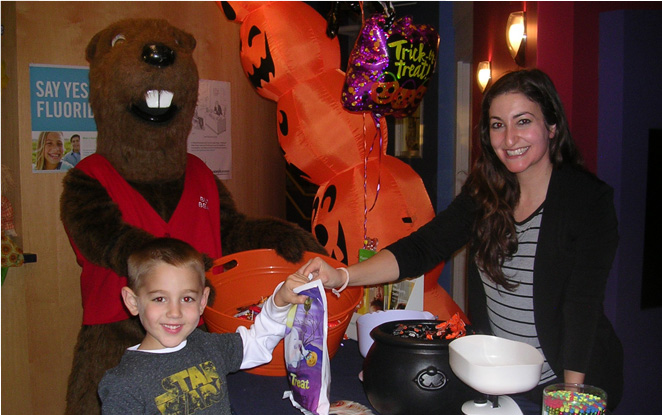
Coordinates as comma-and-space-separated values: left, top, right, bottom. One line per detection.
188, 79, 232, 180
29, 64, 96, 173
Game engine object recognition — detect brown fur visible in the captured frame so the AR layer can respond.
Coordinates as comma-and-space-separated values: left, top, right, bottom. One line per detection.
65, 319, 145, 414
61, 19, 325, 415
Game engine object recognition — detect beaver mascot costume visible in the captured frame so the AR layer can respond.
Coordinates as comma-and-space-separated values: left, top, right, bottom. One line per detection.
60, 18, 325, 414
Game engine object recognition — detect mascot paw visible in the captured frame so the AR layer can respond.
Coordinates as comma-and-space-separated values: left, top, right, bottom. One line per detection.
231, 218, 326, 263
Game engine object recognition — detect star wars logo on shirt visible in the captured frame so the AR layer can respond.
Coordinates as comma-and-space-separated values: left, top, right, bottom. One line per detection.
154, 361, 223, 414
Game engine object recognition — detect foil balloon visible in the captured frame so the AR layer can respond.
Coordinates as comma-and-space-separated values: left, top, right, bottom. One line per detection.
342, 13, 440, 118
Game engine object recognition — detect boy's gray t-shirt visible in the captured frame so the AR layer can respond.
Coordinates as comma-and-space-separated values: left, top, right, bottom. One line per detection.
99, 329, 243, 415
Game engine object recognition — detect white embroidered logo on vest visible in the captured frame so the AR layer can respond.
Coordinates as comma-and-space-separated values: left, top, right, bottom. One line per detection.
198, 196, 209, 210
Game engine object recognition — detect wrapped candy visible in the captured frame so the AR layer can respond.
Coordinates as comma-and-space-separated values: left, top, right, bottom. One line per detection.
392, 313, 467, 340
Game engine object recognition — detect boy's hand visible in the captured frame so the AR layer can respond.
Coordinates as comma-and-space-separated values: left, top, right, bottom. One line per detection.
273, 272, 312, 307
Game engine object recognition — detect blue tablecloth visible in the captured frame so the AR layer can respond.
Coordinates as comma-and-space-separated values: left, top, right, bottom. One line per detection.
228, 339, 377, 414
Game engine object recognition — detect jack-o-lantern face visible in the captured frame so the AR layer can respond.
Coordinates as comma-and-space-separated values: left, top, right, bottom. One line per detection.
312, 185, 348, 264
370, 78, 399, 105
240, 25, 275, 90
231, 1, 340, 102
312, 156, 436, 265
391, 86, 415, 110
306, 351, 318, 367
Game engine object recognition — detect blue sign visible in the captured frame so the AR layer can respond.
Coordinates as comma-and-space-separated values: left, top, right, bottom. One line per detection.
30, 64, 97, 132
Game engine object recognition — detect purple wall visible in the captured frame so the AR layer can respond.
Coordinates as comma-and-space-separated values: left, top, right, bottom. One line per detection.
598, 9, 662, 414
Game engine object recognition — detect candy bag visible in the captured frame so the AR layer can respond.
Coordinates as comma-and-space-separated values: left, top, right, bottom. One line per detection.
283, 279, 331, 415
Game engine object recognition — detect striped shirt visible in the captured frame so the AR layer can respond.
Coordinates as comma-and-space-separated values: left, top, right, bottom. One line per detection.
479, 205, 557, 384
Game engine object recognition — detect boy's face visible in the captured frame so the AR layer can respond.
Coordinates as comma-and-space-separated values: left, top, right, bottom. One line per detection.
122, 263, 210, 350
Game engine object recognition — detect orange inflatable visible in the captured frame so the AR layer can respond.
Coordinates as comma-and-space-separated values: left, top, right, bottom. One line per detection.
277, 69, 384, 184
219, 1, 465, 322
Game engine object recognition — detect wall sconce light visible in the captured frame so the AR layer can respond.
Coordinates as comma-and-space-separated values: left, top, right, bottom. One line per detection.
506, 11, 526, 66
477, 61, 491, 93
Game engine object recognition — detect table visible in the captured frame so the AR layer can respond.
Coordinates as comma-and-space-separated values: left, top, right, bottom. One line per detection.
228, 339, 377, 414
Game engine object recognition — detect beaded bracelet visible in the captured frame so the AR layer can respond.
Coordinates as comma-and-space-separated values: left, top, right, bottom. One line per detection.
332, 267, 350, 297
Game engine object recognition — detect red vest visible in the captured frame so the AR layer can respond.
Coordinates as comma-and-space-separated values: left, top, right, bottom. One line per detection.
70, 154, 222, 325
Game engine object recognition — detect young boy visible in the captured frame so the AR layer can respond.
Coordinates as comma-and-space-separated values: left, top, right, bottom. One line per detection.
98, 237, 311, 414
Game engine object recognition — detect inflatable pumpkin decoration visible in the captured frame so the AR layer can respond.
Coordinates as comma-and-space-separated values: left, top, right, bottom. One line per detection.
219, 1, 465, 320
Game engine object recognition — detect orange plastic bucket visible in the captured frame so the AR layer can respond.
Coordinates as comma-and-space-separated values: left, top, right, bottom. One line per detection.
203, 249, 362, 376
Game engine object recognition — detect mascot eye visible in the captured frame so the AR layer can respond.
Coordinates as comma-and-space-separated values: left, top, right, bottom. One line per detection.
111, 34, 126, 47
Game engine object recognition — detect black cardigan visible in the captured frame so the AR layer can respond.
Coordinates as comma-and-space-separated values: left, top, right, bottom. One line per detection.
387, 165, 623, 408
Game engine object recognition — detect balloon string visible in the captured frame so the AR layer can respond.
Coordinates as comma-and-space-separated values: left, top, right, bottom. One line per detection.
368, 113, 383, 213
363, 112, 368, 247
363, 112, 384, 248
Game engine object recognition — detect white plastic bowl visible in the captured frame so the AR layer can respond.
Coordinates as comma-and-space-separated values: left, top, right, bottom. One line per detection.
356, 309, 435, 357
449, 335, 544, 395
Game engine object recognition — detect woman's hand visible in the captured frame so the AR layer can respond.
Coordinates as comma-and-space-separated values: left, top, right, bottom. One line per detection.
299, 257, 346, 289
559, 370, 587, 395
299, 250, 401, 289
564, 369, 586, 385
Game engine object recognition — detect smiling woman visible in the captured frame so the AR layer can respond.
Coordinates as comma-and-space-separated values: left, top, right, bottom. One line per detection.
487, 91, 555, 222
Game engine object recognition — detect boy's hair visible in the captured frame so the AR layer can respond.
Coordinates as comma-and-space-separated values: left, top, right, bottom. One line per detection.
127, 238, 205, 291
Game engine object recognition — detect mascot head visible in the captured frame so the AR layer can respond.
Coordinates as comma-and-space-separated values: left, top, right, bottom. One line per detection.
86, 19, 199, 182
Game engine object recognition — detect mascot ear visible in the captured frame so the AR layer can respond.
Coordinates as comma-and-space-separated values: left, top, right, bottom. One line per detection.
175, 28, 196, 52
85, 31, 102, 63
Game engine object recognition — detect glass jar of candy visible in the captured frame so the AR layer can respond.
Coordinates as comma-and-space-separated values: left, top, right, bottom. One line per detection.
542, 383, 607, 415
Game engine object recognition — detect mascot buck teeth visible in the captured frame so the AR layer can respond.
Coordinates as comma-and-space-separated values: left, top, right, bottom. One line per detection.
60, 18, 325, 414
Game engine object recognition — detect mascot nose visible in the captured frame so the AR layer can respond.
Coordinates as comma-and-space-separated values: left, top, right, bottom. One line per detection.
142, 43, 175, 67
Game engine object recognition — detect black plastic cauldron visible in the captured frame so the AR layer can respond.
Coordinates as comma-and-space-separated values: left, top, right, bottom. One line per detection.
362, 320, 474, 415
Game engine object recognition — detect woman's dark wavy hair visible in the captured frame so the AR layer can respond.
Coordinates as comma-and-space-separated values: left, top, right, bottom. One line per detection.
464, 69, 583, 289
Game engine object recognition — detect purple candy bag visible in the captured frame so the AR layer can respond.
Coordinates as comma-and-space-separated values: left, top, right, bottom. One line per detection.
283, 280, 331, 415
